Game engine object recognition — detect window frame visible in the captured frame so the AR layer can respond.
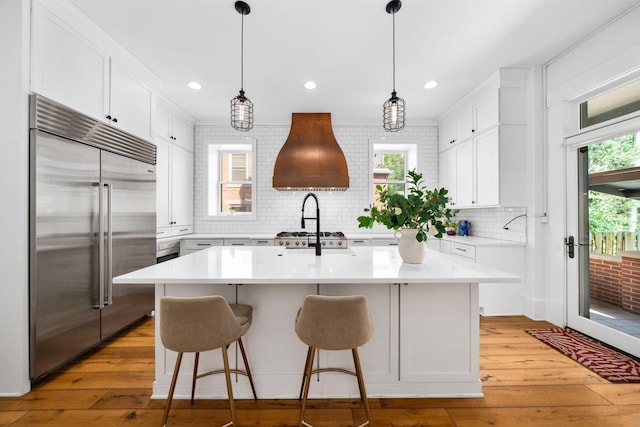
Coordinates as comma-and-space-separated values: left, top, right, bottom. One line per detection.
205, 139, 256, 220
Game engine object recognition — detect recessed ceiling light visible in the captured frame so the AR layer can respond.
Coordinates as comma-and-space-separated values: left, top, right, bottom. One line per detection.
304, 81, 317, 90
424, 81, 438, 89
188, 81, 202, 90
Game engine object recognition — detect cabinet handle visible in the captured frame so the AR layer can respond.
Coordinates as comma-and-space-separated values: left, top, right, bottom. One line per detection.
455, 247, 467, 252
450, 139, 455, 144
105, 115, 112, 120
197, 243, 212, 246
179, 228, 189, 232
112, 117, 118, 123
471, 129, 475, 133
472, 201, 476, 204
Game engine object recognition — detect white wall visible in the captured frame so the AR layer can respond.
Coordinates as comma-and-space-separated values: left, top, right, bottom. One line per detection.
193, 124, 439, 235
543, 5, 640, 326
0, 0, 31, 396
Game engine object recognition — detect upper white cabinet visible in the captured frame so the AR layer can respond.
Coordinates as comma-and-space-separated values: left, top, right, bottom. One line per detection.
438, 69, 527, 208
154, 97, 194, 151
31, 1, 154, 141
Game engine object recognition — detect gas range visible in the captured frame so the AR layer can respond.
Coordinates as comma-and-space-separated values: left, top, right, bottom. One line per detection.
275, 231, 348, 249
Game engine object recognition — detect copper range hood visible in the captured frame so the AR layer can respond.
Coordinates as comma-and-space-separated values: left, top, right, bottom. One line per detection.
272, 113, 349, 191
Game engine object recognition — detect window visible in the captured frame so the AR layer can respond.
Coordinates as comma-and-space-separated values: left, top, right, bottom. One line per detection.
206, 140, 256, 219
370, 141, 417, 209
580, 79, 640, 129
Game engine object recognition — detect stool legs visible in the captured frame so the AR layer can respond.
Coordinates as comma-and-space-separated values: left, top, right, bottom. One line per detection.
237, 337, 257, 400
352, 348, 371, 426
161, 352, 183, 427
191, 352, 200, 404
298, 346, 316, 427
299, 346, 314, 400
221, 346, 237, 427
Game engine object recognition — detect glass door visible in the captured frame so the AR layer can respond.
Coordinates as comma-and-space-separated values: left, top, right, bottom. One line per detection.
566, 124, 640, 358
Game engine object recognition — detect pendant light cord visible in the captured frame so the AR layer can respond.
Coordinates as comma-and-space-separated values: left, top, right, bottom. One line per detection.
392, 9, 396, 93
240, 12, 244, 92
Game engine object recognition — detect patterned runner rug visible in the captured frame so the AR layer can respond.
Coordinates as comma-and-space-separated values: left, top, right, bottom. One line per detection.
526, 328, 640, 383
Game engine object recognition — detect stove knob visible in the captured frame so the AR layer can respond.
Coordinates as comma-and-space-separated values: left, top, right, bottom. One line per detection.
302, 241, 307, 246
278, 241, 284, 246
322, 241, 326, 246
338, 241, 343, 246
285, 241, 290, 246
295, 240, 300, 246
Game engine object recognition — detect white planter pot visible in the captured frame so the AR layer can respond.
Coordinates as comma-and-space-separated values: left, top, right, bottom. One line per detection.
394, 229, 426, 264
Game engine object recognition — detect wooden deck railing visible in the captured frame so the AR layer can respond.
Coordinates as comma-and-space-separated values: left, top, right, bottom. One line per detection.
590, 231, 639, 255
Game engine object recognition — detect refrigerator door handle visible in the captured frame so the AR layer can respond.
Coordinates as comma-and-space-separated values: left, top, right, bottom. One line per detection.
97, 182, 105, 309
106, 183, 113, 306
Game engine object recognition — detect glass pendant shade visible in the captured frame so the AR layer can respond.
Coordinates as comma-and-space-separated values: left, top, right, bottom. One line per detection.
231, 89, 253, 131
383, 91, 405, 132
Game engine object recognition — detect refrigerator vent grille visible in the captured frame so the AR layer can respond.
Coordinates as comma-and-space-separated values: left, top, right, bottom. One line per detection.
30, 94, 156, 165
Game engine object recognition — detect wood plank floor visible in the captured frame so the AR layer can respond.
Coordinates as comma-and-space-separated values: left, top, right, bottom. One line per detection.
1, 316, 638, 426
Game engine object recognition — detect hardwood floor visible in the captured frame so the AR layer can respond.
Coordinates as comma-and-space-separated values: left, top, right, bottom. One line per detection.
1, 316, 638, 426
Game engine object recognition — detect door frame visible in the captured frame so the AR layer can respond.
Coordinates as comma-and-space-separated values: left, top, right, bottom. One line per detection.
565, 115, 640, 357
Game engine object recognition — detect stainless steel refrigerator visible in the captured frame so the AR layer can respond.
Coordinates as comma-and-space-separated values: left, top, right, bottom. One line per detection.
29, 95, 156, 381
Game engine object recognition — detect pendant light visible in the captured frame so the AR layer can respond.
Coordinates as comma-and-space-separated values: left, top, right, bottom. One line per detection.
383, 0, 405, 132
231, 1, 253, 131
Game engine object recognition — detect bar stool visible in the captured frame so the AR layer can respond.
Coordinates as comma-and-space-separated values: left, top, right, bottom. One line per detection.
159, 295, 257, 427
295, 295, 374, 427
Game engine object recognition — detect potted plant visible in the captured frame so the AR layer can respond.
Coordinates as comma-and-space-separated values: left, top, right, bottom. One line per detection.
445, 221, 459, 236
358, 169, 457, 263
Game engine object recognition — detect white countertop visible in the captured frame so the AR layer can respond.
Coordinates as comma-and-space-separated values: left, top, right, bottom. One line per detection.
115, 246, 519, 285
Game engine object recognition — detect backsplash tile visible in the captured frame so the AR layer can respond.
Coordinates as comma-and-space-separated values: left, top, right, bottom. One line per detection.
453, 207, 527, 242
194, 124, 438, 235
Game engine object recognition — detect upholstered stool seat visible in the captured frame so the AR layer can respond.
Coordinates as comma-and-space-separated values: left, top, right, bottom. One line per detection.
160, 295, 257, 427
295, 294, 374, 427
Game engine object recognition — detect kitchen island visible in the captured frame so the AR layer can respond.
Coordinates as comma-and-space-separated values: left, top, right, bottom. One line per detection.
114, 245, 518, 399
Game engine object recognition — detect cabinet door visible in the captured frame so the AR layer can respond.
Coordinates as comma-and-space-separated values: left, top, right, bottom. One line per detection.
320, 284, 399, 384
155, 138, 171, 230
456, 106, 474, 142
475, 91, 499, 133
438, 118, 457, 152
170, 145, 194, 227
109, 61, 152, 140
171, 116, 195, 151
456, 142, 474, 207
153, 102, 172, 141
31, 4, 108, 121
475, 127, 500, 206
400, 283, 479, 384
439, 149, 457, 207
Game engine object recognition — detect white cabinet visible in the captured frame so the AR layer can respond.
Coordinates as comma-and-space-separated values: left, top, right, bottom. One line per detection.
438, 70, 526, 209
400, 283, 479, 384
31, 2, 153, 141
108, 61, 152, 139
154, 98, 194, 151
442, 240, 524, 316
156, 138, 194, 238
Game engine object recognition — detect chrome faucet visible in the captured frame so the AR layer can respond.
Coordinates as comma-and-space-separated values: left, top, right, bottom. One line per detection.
301, 192, 321, 256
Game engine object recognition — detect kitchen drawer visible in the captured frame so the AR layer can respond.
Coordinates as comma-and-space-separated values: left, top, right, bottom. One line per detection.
250, 239, 274, 246
370, 238, 398, 246
348, 239, 370, 246
156, 227, 171, 238
182, 239, 224, 250
450, 242, 475, 260
171, 225, 193, 236
224, 239, 251, 246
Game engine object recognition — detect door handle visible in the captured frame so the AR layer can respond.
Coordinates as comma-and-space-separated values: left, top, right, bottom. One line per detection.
565, 235, 575, 259
105, 183, 113, 306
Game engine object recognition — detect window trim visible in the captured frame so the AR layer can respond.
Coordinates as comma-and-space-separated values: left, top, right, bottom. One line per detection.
205, 139, 256, 220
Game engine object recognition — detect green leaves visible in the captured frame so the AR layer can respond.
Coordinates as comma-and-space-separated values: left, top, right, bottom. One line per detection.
357, 169, 457, 242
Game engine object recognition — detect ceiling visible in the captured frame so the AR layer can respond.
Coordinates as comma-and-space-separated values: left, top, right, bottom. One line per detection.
69, 0, 640, 126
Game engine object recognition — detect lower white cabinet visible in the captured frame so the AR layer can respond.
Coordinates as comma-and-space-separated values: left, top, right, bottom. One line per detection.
156, 138, 194, 237
400, 283, 479, 384
441, 240, 524, 315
